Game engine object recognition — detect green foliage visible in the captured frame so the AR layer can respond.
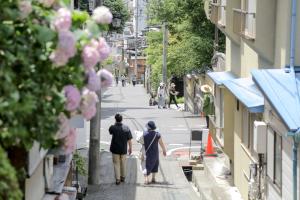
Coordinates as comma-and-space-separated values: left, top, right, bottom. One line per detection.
103, 0, 130, 33
146, 0, 225, 90
73, 151, 87, 176
0, 146, 22, 200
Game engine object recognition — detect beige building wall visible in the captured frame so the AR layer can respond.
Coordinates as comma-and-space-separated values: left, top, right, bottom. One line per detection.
227, 39, 241, 76
223, 89, 235, 161
240, 41, 259, 77
274, 0, 300, 67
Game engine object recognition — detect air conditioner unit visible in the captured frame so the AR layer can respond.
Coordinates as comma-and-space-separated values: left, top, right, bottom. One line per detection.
253, 121, 267, 154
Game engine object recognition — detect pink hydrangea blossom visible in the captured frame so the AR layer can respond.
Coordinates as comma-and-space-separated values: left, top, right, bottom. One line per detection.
49, 48, 69, 66
55, 113, 70, 139
96, 37, 111, 61
92, 6, 113, 24
81, 44, 100, 71
98, 69, 113, 88
86, 70, 101, 91
80, 91, 99, 120
64, 85, 81, 111
18, 1, 32, 19
53, 8, 72, 31
39, 0, 56, 8
63, 128, 76, 155
58, 30, 76, 57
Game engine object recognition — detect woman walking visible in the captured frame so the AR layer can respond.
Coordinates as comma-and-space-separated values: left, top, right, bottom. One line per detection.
143, 121, 167, 184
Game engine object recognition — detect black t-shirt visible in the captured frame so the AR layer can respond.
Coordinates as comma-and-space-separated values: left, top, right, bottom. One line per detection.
109, 123, 132, 154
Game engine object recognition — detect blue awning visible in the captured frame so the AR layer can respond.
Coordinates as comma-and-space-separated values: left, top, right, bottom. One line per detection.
207, 71, 237, 86
252, 69, 300, 131
223, 78, 264, 113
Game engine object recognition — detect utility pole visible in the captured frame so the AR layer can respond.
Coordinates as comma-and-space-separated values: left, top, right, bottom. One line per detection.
162, 22, 168, 85
88, 0, 102, 185
134, 0, 139, 76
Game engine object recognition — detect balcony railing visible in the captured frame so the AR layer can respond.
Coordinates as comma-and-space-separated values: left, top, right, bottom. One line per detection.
210, 2, 226, 27
233, 8, 256, 40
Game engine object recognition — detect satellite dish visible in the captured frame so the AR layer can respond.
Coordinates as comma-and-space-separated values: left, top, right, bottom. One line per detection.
211, 52, 226, 72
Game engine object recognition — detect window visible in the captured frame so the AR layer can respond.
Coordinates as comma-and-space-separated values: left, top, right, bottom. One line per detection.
241, 108, 260, 149
233, 0, 256, 39
267, 129, 282, 189
274, 133, 282, 187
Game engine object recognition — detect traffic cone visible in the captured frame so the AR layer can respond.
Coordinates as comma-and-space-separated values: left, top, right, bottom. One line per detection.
205, 133, 217, 156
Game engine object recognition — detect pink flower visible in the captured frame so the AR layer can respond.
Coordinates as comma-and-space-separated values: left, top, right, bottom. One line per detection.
64, 85, 81, 111
63, 128, 76, 154
39, 0, 56, 8
49, 48, 69, 66
18, 1, 32, 19
81, 44, 100, 71
80, 91, 99, 120
53, 8, 72, 31
55, 113, 70, 139
98, 69, 113, 88
92, 6, 113, 24
96, 37, 111, 61
58, 30, 76, 57
86, 70, 100, 91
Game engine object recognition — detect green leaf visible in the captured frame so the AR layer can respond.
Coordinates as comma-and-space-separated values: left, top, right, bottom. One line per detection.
35, 25, 56, 44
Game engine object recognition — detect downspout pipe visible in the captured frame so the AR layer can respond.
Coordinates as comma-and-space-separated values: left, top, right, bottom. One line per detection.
289, 0, 297, 73
289, 128, 300, 200
293, 138, 299, 200
289, 0, 299, 199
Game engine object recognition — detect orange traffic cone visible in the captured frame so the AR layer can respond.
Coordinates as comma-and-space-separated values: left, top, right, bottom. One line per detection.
205, 133, 217, 156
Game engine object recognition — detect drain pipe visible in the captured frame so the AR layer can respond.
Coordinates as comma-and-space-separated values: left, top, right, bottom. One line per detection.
289, 0, 297, 72
289, 0, 298, 200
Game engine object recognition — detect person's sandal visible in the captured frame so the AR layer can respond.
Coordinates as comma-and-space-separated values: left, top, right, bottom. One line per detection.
151, 178, 156, 183
120, 177, 125, 182
116, 179, 121, 185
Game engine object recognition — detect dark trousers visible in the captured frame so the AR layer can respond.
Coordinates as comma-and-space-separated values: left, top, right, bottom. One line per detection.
205, 116, 209, 128
169, 95, 178, 107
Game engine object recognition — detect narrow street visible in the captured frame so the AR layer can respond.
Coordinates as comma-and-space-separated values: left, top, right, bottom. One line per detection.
84, 83, 206, 200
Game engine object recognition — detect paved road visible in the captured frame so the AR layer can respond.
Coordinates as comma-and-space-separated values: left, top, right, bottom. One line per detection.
84, 83, 206, 200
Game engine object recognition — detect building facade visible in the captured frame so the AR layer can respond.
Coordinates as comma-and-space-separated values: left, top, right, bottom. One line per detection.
204, 0, 300, 199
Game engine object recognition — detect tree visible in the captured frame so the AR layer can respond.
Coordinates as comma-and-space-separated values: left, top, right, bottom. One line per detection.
146, 0, 225, 86
103, 0, 130, 33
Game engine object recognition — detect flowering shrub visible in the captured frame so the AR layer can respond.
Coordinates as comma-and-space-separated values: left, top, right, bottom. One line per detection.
0, 0, 113, 176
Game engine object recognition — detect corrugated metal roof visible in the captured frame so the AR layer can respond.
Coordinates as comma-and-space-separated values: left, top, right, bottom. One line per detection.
252, 69, 300, 131
223, 78, 264, 113
207, 71, 237, 86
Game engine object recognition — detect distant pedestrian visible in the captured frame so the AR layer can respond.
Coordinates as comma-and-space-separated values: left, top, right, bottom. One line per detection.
132, 75, 137, 86
201, 84, 214, 128
142, 121, 166, 184
157, 82, 166, 109
121, 75, 126, 87
168, 83, 179, 109
109, 114, 133, 185
115, 75, 119, 86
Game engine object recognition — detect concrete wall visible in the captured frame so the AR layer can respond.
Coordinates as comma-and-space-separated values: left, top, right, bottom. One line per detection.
25, 161, 45, 200
227, 38, 242, 76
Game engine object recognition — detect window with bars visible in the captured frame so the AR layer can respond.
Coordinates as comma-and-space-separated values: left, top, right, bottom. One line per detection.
233, 0, 256, 39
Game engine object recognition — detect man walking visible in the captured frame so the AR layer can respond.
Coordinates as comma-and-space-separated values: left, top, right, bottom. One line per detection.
109, 113, 133, 185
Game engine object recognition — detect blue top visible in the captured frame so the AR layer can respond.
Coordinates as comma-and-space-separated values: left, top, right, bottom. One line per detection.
252, 69, 300, 132
223, 78, 264, 113
207, 71, 237, 86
